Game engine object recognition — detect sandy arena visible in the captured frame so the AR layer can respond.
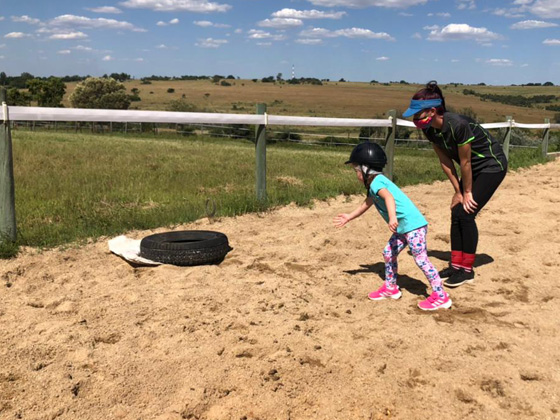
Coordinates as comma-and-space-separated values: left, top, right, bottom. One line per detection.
1, 159, 559, 420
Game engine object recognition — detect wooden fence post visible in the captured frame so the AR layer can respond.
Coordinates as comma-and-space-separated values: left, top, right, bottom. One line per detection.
503, 116, 512, 161
0, 88, 17, 243
255, 103, 267, 202
542, 118, 550, 158
384, 109, 396, 181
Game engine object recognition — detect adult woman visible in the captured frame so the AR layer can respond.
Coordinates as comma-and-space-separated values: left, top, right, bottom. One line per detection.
402, 81, 508, 288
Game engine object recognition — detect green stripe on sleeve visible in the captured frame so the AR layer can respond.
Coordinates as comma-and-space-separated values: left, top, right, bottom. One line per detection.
458, 136, 475, 146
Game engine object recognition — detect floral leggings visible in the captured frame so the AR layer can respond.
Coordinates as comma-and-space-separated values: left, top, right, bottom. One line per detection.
382, 226, 444, 295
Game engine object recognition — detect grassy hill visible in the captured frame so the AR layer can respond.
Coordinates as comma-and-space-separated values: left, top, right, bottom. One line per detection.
60, 80, 560, 124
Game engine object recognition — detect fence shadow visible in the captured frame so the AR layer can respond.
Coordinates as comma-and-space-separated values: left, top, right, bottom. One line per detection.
344, 262, 428, 297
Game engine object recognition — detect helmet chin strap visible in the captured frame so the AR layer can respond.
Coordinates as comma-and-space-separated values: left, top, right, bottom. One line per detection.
360, 165, 382, 189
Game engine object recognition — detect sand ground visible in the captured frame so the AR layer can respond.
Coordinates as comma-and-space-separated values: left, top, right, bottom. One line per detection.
1, 160, 559, 420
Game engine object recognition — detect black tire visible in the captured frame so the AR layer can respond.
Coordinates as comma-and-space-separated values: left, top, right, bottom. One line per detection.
140, 230, 231, 266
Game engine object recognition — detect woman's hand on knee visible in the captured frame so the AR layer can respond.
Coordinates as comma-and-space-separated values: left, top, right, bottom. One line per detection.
462, 191, 478, 214
451, 192, 463, 209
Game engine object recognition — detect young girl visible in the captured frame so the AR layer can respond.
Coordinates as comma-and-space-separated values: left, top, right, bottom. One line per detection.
334, 141, 452, 311
402, 81, 507, 288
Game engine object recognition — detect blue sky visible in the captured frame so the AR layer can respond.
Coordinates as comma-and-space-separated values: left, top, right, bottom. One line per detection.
0, 0, 559, 84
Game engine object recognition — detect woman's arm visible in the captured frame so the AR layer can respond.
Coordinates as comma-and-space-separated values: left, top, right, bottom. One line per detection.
377, 188, 398, 233
333, 196, 374, 227
457, 143, 477, 213
432, 144, 463, 209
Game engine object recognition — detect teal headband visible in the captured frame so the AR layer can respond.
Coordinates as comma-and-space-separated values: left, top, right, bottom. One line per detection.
402, 99, 443, 118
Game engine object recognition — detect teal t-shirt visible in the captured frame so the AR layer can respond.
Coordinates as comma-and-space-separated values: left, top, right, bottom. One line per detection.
369, 174, 427, 234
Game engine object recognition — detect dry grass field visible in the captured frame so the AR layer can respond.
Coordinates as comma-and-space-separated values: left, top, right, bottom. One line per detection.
61, 80, 560, 124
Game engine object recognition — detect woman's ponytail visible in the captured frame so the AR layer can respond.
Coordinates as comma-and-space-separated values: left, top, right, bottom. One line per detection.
412, 80, 446, 114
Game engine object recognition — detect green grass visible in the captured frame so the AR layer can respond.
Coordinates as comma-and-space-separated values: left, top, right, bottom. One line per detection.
5, 130, 549, 253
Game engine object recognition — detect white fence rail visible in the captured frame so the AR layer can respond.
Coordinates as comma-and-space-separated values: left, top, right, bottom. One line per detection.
5, 105, 560, 130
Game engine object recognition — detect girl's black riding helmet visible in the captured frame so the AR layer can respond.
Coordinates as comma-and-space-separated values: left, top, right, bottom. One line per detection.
345, 141, 387, 172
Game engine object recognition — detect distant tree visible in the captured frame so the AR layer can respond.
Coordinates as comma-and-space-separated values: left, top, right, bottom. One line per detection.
370, 80, 379, 84
0, 72, 7, 86
167, 88, 175, 93
129, 87, 141, 102
109, 72, 131, 82
167, 98, 197, 113
27, 77, 66, 107
543, 81, 554, 86
220, 80, 231, 87
477, 82, 486, 86
226, 75, 235, 79
261, 76, 275, 83
251, 79, 258, 83
69, 77, 130, 109
339, 78, 346, 82
276, 73, 283, 82
6, 88, 32, 106
212, 75, 224, 83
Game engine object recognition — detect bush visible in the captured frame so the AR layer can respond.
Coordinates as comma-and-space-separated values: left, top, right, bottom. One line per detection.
167, 88, 175, 93
167, 99, 197, 113
69, 77, 131, 109
220, 80, 231, 87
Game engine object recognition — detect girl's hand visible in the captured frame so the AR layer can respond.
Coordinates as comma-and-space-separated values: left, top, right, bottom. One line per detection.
462, 191, 478, 214
388, 217, 399, 233
451, 192, 463, 209
333, 214, 351, 228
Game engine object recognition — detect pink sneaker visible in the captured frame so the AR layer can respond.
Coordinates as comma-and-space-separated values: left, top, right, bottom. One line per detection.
418, 292, 452, 311
368, 283, 402, 301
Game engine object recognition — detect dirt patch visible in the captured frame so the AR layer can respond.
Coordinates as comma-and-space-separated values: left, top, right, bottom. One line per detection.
1, 160, 560, 419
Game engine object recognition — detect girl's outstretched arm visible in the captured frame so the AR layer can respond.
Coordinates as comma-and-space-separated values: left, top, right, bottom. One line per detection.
333, 196, 374, 228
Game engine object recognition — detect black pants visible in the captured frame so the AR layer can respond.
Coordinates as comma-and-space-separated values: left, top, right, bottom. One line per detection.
451, 169, 507, 254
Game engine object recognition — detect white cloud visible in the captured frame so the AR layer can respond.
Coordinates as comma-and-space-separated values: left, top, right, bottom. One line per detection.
0, 17, 4, 21
412, 32, 422, 39
399, 12, 413, 16
247, 29, 287, 41
157, 18, 180, 26
134, 57, 144, 61
295, 38, 323, 44
49, 31, 88, 40
120, 0, 231, 13
423, 24, 439, 30
4, 32, 31, 38
272, 8, 346, 19
521, 63, 529, 67
456, 0, 476, 10
299, 27, 395, 40
543, 38, 560, 45
195, 37, 228, 48
73, 45, 93, 51
0, 44, 5, 48
486, 58, 513, 66
307, 0, 427, 8
194, 20, 213, 27
376, 56, 389, 60
426, 23, 502, 42
11, 15, 41, 25
514, 0, 532, 4
0, 56, 4, 59
451, 59, 460, 62
48, 14, 146, 32
102, 55, 114, 61
258, 18, 303, 29
86, 6, 123, 14
491, 8, 525, 18
530, 0, 560, 19
510, 20, 558, 29
428, 12, 451, 17
193, 20, 229, 28
256, 42, 272, 46
156, 44, 168, 48
57, 49, 71, 54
